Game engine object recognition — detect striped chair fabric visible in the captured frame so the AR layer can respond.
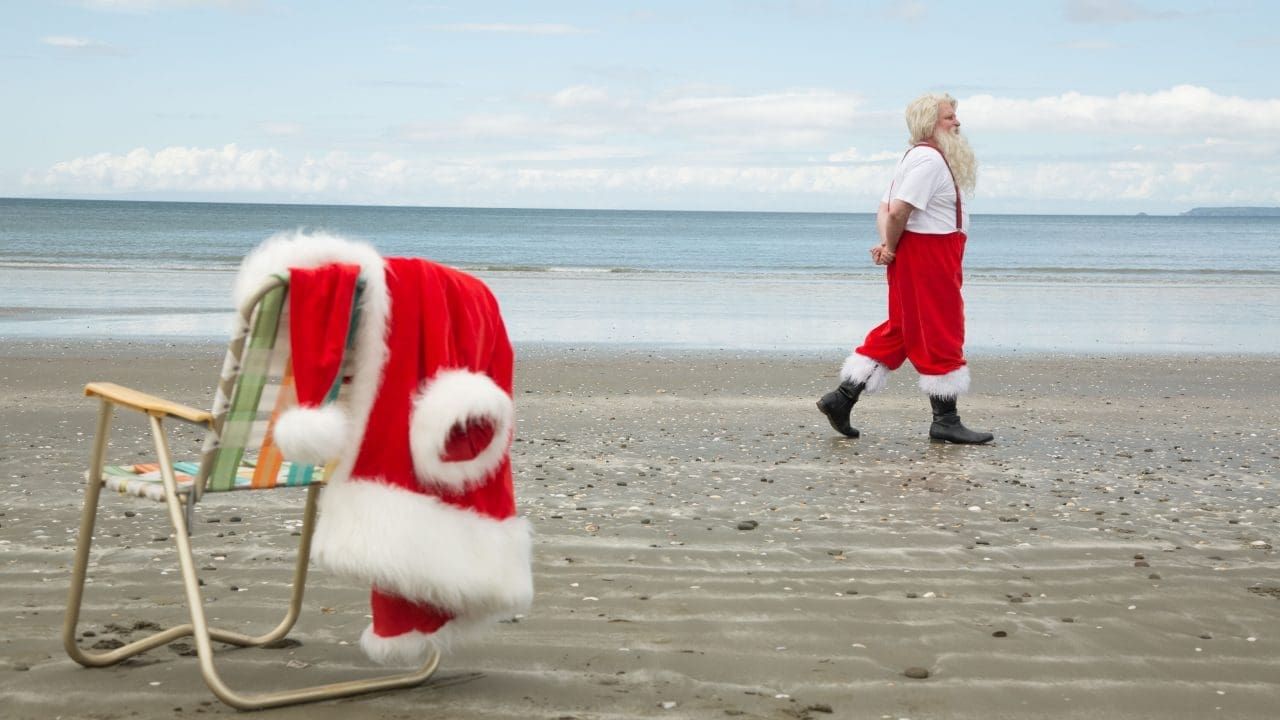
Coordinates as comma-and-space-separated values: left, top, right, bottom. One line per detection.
99, 276, 356, 502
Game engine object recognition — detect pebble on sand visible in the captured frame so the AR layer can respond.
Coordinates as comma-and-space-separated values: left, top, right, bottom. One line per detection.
903, 666, 930, 679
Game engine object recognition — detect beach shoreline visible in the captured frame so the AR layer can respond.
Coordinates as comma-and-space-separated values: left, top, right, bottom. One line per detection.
2, 342, 1277, 719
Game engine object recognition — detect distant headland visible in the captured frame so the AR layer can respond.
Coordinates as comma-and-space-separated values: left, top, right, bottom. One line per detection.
1181, 206, 1280, 217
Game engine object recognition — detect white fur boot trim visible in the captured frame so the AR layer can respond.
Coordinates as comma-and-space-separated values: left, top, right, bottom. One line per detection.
919, 365, 971, 399
410, 369, 515, 493
840, 353, 890, 395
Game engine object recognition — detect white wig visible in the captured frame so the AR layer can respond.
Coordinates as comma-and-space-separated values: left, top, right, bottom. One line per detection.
905, 92, 958, 145
904, 91, 976, 194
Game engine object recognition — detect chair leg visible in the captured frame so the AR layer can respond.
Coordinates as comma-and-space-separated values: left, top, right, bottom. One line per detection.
150, 415, 440, 710
63, 399, 109, 666
64, 405, 300, 666
193, 483, 321, 649
62, 400, 194, 666
66, 409, 440, 707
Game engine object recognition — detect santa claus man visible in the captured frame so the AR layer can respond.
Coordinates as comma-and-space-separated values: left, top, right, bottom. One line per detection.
817, 92, 994, 445
233, 230, 533, 664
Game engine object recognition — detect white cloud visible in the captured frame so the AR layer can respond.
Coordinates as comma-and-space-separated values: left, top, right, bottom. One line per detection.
963, 85, 1280, 135
259, 122, 304, 137
80, 0, 258, 12
1240, 35, 1280, 48
827, 147, 900, 163
27, 145, 356, 194
1063, 0, 1180, 24
25, 82, 1280, 212
980, 159, 1280, 206
651, 90, 860, 131
427, 23, 591, 35
394, 88, 866, 152
1195, 137, 1276, 154
23, 143, 887, 201
596, 87, 865, 148
882, 0, 926, 22
24, 140, 1280, 212
473, 145, 650, 164
415, 163, 890, 197
1059, 39, 1120, 51
396, 113, 587, 143
550, 85, 613, 108
42, 35, 128, 56
43, 36, 92, 48
363, 79, 453, 89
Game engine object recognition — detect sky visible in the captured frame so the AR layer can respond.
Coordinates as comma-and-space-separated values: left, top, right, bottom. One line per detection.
3, 0, 1279, 214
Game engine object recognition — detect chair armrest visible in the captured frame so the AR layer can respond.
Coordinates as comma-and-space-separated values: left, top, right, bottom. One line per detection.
85, 382, 213, 427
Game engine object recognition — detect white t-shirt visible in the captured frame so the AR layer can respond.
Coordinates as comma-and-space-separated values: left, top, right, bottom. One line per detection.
880, 146, 969, 234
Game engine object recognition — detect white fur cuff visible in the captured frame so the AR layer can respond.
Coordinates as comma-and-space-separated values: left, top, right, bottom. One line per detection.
919, 365, 971, 398
273, 405, 348, 465
841, 353, 890, 394
311, 479, 533, 617
410, 369, 514, 493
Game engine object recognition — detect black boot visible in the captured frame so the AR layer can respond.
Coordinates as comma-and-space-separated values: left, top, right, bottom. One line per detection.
928, 396, 993, 444
817, 380, 865, 438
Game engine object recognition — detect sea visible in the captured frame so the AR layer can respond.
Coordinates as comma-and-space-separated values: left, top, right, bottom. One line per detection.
2, 197, 1278, 355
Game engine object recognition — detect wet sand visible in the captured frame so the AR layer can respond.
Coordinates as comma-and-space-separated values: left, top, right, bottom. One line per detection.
1, 342, 1277, 719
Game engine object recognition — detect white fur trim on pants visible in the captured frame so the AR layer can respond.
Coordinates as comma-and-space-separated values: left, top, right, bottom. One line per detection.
840, 353, 890, 394
311, 478, 533, 618
918, 365, 971, 399
410, 369, 514, 493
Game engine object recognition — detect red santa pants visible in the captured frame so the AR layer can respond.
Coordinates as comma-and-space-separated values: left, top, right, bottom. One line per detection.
855, 230, 968, 378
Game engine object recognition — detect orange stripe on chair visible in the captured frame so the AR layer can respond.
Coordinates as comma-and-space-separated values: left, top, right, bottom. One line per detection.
251, 359, 295, 489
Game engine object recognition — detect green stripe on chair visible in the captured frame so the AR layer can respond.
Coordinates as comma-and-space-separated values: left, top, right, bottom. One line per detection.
207, 285, 285, 492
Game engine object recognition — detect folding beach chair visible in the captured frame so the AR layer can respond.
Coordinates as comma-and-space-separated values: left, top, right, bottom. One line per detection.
62, 273, 440, 710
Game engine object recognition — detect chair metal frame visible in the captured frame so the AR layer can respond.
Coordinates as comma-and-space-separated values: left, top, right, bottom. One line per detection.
62, 276, 439, 711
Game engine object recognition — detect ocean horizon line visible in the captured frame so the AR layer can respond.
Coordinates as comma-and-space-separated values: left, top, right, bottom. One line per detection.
0, 195, 1203, 219
5, 259, 1278, 282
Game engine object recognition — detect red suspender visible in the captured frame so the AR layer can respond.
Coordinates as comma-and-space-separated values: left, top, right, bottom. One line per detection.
890, 142, 963, 231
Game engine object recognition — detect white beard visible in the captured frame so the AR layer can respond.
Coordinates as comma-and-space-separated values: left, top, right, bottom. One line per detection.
934, 129, 977, 195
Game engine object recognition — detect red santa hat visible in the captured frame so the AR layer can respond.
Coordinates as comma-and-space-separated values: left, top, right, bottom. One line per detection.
234, 231, 532, 665
271, 262, 361, 465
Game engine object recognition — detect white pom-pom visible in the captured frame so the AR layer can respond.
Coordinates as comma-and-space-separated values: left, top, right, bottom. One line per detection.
273, 405, 348, 464
410, 370, 513, 492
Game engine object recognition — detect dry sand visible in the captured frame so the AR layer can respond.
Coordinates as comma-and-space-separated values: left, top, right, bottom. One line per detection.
1, 341, 1277, 719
